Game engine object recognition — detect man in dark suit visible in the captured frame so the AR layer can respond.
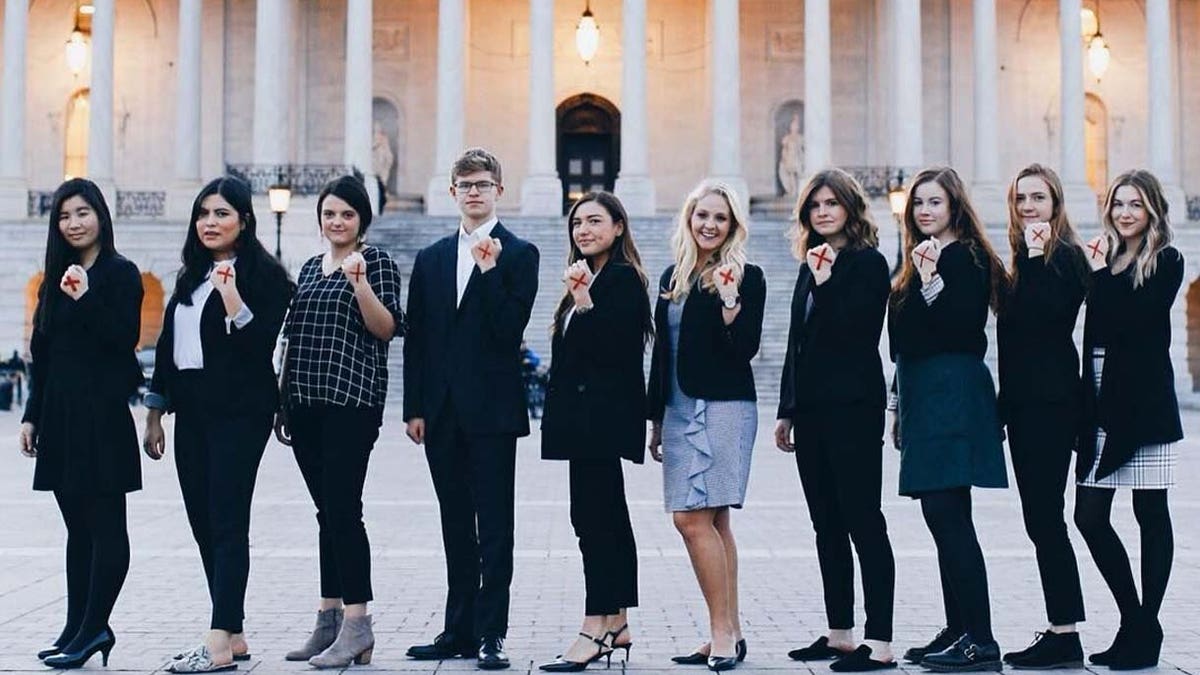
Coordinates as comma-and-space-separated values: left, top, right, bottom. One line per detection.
403, 148, 539, 670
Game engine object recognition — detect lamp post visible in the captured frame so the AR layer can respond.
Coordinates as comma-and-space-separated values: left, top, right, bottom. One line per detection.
268, 182, 291, 261
887, 169, 907, 276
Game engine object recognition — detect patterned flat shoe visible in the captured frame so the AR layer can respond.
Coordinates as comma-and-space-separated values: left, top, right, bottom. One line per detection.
166, 645, 238, 673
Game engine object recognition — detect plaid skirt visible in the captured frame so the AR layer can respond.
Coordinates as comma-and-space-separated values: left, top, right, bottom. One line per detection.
1078, 347, 1175, 489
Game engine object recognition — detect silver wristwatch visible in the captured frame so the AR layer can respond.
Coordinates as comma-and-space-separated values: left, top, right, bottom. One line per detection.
722, 295, 740, 310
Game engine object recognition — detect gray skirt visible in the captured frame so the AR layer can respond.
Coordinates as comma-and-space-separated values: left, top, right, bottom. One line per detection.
661, 393, 757, 512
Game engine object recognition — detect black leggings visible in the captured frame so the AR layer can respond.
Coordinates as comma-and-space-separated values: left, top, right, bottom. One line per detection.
53, 491, 130, 651
918, 488, 994, 642
1073, 487, 1173, 623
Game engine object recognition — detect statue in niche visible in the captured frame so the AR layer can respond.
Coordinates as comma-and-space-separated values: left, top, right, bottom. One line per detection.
371, 120, 394, 214
777, 112, 805, 196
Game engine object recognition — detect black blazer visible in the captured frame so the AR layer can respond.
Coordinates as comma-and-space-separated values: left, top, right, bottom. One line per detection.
777, 247, 889, 419
1077, 246, 1184, 481
147, 255, 293, 417
889, 240, 991, 362
403, 222, 540, 437
996, 245, 1088, 422
541, 263, 650, 463
647, 263, 766, 421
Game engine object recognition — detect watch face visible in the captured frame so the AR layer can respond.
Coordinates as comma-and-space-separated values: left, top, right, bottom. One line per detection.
723, 297, 737, 309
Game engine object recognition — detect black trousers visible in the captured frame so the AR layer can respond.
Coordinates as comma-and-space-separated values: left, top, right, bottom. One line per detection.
290, 404, 382, 605
568, 458, 638, 616
53, 491, 129, 649
1007, 405, 1086, 625
174, 375, 272, 633
918, 488, 994, 643
794, 407, 895, 641
425, 404, 517, 640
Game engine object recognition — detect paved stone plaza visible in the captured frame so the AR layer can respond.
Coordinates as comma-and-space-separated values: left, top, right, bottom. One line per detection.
0, 406, 1196, 674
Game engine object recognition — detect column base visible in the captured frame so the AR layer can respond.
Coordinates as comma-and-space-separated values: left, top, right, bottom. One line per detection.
970, 181, 1008, 226
1062, 182, 1100, 227
519, 174, 563, 216
615, 174, 657, 217
706, 175, 750, 213
0, 178, 28, 220
167, 181, 204, 221
425, 175, 457, 216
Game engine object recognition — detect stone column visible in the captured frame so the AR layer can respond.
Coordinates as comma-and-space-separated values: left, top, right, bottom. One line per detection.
1146, 0, 1186, 217
708, 0, 747, 205
0, 0, 28, 217
970, 0, 1005, 221
889, 0, 922, 174
345, 0, 377, 213
425, 0, 465, 216
1058, 0, 1096, 222
88, 0, 116, 201
253, 0, 291, 166
614, 0, 655, 216
804, 0, 830, 175
520, 0, 562, 215
168, 0, 204, 219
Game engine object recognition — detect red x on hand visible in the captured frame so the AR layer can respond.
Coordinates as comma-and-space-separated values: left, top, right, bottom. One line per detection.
811, 248, 833, 271
1031, 228, 1047, 242
216, 267, 234, 284
1087, 239, 1105, 260
349, 264, 364, 283
915, 248, 936, 267
719, 269, 736, 285
63, 276, 80, 292
569, 274, 588, 291
479, 243, 492, 260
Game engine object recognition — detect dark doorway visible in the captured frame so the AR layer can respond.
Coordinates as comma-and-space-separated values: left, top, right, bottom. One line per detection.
557, 94, 620, 214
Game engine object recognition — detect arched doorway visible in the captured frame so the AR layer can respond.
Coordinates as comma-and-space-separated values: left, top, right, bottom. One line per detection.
1188, 277, 1200, 392
1084, 93, 1108, 197
557, 94, 620, 214
139, 272, 164, 349
64, 89, 90, 180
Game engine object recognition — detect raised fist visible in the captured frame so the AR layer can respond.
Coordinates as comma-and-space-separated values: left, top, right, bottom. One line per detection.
714, 262, 742, 304
912, 239, 942, 285
471, 236, 502, 272
60, 264, 88, 300
807, 243, 837, 286
1025, 222, 1051, 258
1084, 235, 1109, 271
563, 260, 593, 305
212, 260, 237, 297
341, 251, 368, 289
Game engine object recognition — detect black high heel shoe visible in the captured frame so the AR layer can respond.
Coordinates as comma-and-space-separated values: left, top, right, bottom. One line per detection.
538, 632, 613, 672
606, 624, 633, 664
43, 628, 116, 669
736, 639, 747, 662
36, 645, 64, 661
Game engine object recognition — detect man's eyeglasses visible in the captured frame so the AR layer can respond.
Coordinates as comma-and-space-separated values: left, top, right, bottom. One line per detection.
454, 181, 499, 194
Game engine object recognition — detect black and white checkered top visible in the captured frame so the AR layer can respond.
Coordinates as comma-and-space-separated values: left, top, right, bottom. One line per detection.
283, 245, 404, 409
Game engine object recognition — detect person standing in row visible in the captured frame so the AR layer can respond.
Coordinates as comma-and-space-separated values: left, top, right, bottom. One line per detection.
20, 179, 144, 669
143, 176, 293, 674
775, 169, 897, 672
648, 181, 765, 672
538, 192, 653, 672
404, 148, 540, 670
996, 164, 1091, 669
276, 176, 404, 668
888, 167, 1009, 673
1073, 169, 1184, 671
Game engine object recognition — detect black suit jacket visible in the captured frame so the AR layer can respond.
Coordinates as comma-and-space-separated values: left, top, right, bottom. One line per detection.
777, 247, 889, 419
541, 263, 650, 463
148, 256, 293, 417
403, 222, 540, 437
647, 263, 766, 421
1077, 246, 1184, 481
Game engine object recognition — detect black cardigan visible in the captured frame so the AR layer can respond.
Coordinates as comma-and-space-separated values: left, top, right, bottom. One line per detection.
997, 245, 1088, 422
147, 256, 293, 417
647, 263, 766, 421
889, 240, 991, 362
1077, 246, 1184, 481
541, 263, 650, 463
778, 247, 889, 419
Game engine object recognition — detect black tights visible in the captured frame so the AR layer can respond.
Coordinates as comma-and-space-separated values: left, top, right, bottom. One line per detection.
1073, 487, 1173, 623
919, 488, 994, 642
53, 491, 130, 651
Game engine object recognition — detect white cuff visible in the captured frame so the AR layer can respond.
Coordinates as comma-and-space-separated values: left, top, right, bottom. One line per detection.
224, 304, 254, 334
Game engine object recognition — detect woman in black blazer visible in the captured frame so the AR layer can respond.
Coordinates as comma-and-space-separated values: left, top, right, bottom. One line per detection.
648, 181, 765, 672
19, 179, 143, 669
142, 176, 293, 674
538, 191, 653, 672
996, 164, 1091, 669
775, 169, 896, 672
1072, 169, 1185, 670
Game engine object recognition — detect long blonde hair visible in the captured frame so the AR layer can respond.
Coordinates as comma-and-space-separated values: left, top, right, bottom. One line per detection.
788, 168, 879, 261
1100, 169, 1174, 288
664, 180, 750, 301
1005, 164, 1089, 291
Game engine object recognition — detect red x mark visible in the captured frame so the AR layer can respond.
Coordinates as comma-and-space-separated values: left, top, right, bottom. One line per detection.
63, 276, 80, 292
810, 249, 833, 271
1031, 227, 1047, 242
569, 274, 588, 291
915, 248, 936, 267
478, 243, 492, 260
1087, 239, 1105, 260
719, 269, 736, 285
216, 267, 234, 284
349, 264, 364, 283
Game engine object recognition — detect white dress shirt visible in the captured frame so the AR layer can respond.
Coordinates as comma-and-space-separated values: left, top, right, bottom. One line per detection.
456, 217, 498, 307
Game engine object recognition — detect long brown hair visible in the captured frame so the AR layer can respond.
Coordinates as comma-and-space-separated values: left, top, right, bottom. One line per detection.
1100, 169, 1174, 288
1005, 163, 1089, 291
788, 167, 879, 261
892, 166, 1009, 313
551, 191, 653, 342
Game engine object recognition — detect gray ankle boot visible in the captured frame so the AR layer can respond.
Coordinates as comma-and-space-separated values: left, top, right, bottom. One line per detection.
309, 614, 374, 668
285, 608, 343, 661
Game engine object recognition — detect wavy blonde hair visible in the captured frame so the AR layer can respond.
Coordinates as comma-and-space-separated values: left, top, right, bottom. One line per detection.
664, 181, 750, 301
1100, 169, 1174, 289
1005, 164, 1089, 291
788, 168, 879, 261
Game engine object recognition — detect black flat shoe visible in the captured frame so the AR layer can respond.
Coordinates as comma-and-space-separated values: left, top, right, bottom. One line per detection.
479, 636, 511, 670
707, 655, 738, 672
43, 628, 116, 669
904, 627, 960, 664
538, 632, 613, 672
830, 645, 898, 672
920, 633, 1002, 673
1003, 631, 1084, 669
1108, 621, 1162, 671
788, 636, 852, 661
1089, 624, 1133, 666
407, 632, 476, 660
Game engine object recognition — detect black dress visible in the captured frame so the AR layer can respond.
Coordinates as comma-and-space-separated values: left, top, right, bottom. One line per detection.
24, 253, 144, 494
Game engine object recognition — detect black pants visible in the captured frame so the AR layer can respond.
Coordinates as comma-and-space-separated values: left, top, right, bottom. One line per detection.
568, 458, 638, 616
174, 376, 272, 633
794, 407, 895, 641
290, 404, 382, 605
918, 488, 994, 643
1074, 487, 1173, 623
53, 491, 129, 650
425, 404, 517, 640
1007, 406, 1086, 625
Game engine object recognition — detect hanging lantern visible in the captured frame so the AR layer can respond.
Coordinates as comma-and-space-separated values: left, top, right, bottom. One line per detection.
1087, 33, 1110, 80
575, 1, 600, 65
65, 30, 88, 76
